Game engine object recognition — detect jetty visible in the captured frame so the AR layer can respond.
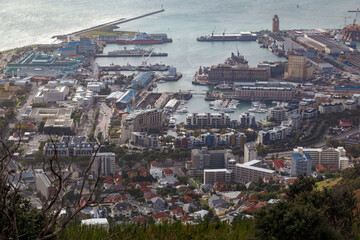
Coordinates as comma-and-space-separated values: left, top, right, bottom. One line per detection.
95, 52, 168, 58
52, 9, 165, 39
100, 64, 170, 72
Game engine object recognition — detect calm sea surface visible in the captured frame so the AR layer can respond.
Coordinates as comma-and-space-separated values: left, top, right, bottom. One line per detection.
1, 0, 358, 122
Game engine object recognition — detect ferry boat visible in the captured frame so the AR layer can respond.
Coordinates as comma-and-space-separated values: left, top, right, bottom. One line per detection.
116, 32, 172, 45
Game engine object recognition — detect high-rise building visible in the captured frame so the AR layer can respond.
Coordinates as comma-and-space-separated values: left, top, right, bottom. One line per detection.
285, 53, 314, 82
291, 153, 312, 177
244, 142, 258, 163
91, 152, 116, 177
121, 109, 164, 143
272, 15, 280, 33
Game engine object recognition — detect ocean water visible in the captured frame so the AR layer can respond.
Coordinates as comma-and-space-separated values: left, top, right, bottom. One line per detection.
1, 0, 358, 121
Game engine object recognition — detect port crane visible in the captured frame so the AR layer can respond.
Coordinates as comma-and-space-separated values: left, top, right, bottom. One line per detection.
141, 49, 153, 66
211, 27, 216, 37
223, 28, 226, 36
326, 16, 352, 27
348, 8, 359, 26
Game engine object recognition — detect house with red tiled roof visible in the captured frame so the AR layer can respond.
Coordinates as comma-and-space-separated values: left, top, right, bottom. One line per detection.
183, 196, 194, 203
152, 212, 169, 223
273, 160, 285, 170
163, 169, 174, 178
248, 195, 258, 201
145, 193, 161, 200
316, 164, 338, 172
170, 208, 185, 217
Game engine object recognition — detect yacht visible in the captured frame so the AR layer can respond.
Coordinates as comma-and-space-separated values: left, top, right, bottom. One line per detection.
248, 106, 267, 113
169, 117, 176, 125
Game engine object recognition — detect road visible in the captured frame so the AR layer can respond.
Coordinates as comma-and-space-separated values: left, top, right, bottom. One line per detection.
2, 82, 38, 139
266, 126, 360, 159
315, 126, 360, 147
95, 101, 112, 141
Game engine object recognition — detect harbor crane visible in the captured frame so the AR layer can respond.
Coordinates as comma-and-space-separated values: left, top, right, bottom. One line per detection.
141, 49, 153, 66
223, 28, 226, 36
348, 8, 360, 26
211, 27, 216, 37
326, 16, 351, 27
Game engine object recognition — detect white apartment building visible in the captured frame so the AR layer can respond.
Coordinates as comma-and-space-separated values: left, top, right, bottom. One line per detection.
35, 171, 52, 198
244, 142, 258, 163
34, 86, 69, 103
87, 82, 105, 93
294, 147, 349, 170
186, 112, 231, 129
203, 169, 232, 184
228, 160, 275, 184
91, 152, 116, 177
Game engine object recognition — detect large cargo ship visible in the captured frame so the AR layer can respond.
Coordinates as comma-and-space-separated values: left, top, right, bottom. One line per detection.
116, 32, 172, 45
197, 32, 258, 42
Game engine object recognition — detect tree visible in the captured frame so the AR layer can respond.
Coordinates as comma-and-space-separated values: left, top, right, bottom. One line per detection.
256, 144, 268, 158
326, 139, 340, 148
253, 176, 357, 240
0, 132, 107, 239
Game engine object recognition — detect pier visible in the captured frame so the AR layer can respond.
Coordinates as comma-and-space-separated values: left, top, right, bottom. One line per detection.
100, 64, 170, 72
52, 9, 165, 39
95, 52, 168, 58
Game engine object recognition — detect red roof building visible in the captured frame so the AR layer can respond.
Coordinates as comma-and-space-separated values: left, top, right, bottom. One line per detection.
339, 118, 352, 128
183, 196, 194, 202
273, 160, 285, 170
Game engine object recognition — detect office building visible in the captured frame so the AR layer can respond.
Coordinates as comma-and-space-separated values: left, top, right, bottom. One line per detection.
91, 152, 116, 177
272, 15, 280, 33
291, 153, 312, 177
244, 142, 258, 163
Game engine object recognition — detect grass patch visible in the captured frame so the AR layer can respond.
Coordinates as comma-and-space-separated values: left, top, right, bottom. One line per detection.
316, 177, 342, 190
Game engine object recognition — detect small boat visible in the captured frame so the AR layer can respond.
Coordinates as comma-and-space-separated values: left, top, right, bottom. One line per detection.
169, 117, 176, 125
177, 107, 189, 113
248, 107, 267, 113
223, 108, 235, 113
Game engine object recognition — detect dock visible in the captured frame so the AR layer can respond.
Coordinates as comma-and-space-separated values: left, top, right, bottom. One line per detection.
95, 52, 168, 58
100, 64, 170, 72
52, 9, 165, 39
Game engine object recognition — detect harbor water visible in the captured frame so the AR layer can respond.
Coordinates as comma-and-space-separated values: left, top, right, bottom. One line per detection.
1, 0, 358, 122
